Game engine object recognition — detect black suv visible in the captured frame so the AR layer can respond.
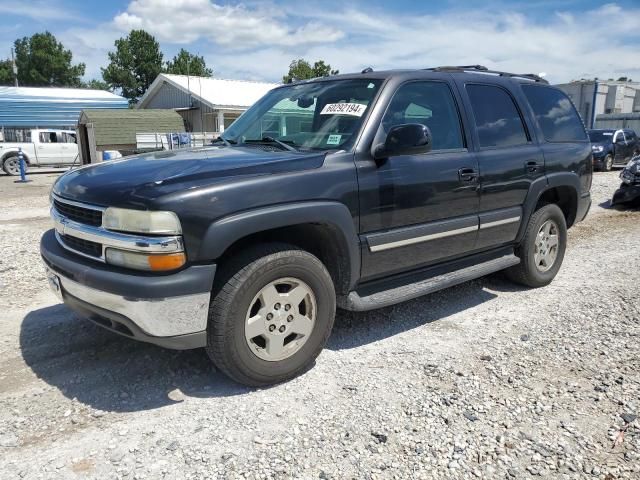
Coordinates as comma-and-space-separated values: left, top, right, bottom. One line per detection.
588, 128, 640, 171
41, 66, 592, 386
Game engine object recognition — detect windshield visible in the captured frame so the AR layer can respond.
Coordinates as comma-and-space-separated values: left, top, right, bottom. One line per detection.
221, 78, 383, 151
588, 131, 613, 143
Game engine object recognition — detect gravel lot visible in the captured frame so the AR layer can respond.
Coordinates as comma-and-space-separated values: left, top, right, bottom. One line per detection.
0, 169, 638, 480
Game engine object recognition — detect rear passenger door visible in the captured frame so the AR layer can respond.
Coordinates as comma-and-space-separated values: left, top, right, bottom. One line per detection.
60, 132, 79, 165
461, 83, 544, 250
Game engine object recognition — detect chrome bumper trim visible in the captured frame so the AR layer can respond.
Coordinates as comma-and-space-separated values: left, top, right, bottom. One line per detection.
51, 206, 184, 261
48, 267, 210, 337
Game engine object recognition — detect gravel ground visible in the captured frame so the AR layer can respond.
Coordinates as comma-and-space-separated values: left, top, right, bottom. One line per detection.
0, 169, 638, 480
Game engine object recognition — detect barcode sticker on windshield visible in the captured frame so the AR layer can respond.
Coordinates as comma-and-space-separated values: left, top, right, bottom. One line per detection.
320, 103, 367, 117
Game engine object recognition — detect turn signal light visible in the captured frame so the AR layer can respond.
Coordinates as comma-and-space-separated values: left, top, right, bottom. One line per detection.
147, 253, 186, 271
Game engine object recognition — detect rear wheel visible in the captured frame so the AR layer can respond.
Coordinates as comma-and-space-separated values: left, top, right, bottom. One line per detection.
506, 204, 567, 288
206, 244, 336, 386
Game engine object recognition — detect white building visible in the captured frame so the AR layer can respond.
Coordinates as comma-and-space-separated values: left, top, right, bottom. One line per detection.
555, 80, 640, 128
136, 74, 278, 133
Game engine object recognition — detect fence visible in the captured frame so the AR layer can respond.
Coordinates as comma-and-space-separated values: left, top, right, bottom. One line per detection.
135, 132, 220, 152
594, 113, 640, 132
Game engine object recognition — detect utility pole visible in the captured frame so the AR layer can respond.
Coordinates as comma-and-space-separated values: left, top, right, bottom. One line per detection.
11, 48, 18, 87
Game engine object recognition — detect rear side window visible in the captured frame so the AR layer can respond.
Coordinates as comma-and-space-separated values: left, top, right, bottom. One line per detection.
466, 84, 529, 148
522, 85, 587, 142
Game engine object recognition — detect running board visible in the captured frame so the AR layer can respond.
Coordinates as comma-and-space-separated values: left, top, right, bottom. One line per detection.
338, 254, 520, 311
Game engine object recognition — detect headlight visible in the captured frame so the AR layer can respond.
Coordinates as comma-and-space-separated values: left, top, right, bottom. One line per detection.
105, 248, 186, 271
591, 145, 604, 153
103, 207, 182, 234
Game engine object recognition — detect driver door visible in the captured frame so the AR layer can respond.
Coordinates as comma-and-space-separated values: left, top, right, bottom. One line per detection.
614, 130, 627, 163
357, 80, 480, 282
36, 131, 64, 164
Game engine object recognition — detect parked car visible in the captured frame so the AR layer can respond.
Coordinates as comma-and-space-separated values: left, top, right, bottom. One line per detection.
1, 129, 79, 175
588, 128, 640, 171
41, 66, 592, 386
611, 156, 640, 207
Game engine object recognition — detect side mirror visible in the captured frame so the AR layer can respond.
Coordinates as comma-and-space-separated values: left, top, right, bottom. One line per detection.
373, 124, 432, 160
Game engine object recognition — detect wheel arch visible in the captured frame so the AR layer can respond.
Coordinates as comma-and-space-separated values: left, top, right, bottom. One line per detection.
517, 174, 580, 242
197, 201, 360, 294
1, 150, 30, 164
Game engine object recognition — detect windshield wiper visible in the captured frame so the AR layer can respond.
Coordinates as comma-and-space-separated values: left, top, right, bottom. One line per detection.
245, 137, 298, 152
211, 136, 236, 146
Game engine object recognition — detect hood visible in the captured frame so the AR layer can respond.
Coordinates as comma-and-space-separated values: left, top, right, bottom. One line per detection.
53, 146, 325, 207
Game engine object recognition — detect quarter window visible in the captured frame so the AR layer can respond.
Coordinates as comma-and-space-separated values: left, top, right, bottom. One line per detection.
380, 82, 464, 151
467, 84, 529, 148
522, 85, 587, 142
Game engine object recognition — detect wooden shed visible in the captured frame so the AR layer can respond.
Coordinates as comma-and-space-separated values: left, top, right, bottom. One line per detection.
76, 109, 186, 164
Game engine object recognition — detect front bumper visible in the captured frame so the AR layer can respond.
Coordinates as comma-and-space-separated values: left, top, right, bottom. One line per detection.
41, 229, 216, 349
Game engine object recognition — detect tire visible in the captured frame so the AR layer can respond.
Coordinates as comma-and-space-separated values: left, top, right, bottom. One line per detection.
2, 155, 27, 176
206, 243, 336, 387
506, 204, 567, 288
603, 154, 613, 172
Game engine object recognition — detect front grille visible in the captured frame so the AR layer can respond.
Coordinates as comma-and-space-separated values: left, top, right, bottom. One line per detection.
60, 234, 102, 258
54, 199, 102, 227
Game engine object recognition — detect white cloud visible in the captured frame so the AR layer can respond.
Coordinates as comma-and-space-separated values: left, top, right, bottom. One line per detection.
46, 0, 640, 84
112, 0, 343, 47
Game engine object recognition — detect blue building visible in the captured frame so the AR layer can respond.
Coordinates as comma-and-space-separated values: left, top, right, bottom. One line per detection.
0, 86, 127, 140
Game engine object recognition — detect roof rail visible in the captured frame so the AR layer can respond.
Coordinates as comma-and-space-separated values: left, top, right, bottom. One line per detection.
425, 65, 549, 84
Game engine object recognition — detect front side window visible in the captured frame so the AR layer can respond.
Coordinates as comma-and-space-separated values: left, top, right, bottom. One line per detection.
522, 85, 587, 142
467, 84, 529, 148
379, 81, 464, 151
39, 132, 59, 143
222, 79, 382, 151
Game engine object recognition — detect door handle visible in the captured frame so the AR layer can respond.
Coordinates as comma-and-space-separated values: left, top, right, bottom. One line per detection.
525, 161, 542, 173
458, 167, 478, 182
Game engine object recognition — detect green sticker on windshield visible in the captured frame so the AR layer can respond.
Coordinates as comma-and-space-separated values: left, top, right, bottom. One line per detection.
327, 134, 342, 145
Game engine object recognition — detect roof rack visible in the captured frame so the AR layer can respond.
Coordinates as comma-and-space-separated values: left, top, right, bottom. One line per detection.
425, 65, 549, 84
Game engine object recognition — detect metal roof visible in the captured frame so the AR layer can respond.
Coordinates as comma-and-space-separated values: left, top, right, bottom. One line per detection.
137, 74, 278, 110
0, 86, 128, 128
79, 109, 185, 147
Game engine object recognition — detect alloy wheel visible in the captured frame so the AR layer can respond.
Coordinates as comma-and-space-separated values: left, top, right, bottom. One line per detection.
534, 220, 559, 272
244, 277, 317, 362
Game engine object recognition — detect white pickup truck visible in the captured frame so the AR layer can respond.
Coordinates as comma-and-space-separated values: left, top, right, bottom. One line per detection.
1, 129, 79, 175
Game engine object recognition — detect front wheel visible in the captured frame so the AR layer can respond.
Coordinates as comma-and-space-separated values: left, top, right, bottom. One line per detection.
206, 244, 336, 386
603, 154, 613, 172
506, 204, 567, 288
2, 156, 27, 176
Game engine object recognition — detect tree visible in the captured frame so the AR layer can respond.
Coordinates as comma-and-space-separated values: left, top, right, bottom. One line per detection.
82, 79, 110, 90
102, 30, 163, 104
0, 59, 15, 86
13, 32, 85, 87
165, 49, 213, 77
282, 59, 339, 83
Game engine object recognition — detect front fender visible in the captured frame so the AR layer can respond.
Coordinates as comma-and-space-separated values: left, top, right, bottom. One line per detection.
197, 201, 361, 290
